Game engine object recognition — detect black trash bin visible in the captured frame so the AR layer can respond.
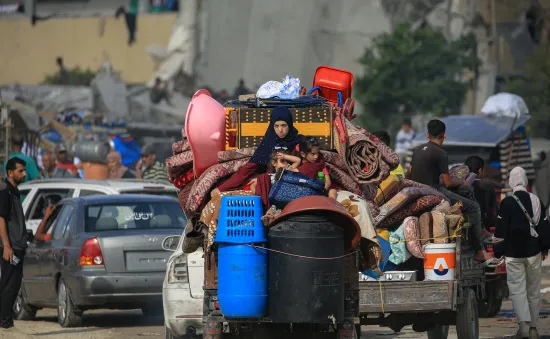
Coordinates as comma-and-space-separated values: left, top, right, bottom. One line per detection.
268, 213, 344, 323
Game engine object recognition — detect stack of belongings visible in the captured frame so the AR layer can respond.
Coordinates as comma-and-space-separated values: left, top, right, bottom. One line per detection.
361, 170, 465, 279
165, 109, 463, 275
167, 113, 401, 218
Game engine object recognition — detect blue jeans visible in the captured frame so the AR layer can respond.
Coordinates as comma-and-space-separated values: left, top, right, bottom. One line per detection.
438, 187, 484, 251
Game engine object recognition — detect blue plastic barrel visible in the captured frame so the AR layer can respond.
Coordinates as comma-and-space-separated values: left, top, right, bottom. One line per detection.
217, 244, 268, 318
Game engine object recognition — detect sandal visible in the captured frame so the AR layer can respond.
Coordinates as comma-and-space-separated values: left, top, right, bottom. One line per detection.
479, 257, 504, 268
483, 235, 504, 246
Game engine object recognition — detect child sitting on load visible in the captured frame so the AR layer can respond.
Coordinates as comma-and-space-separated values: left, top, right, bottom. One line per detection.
250, 148, 301, 226
250, 148, 300, 193
296, 136, 337, 200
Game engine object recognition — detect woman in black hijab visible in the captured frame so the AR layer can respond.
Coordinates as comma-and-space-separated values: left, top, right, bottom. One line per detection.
214, 107, 303, 193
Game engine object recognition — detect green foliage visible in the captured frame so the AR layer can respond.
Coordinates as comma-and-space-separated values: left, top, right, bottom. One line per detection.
42, 67, 97, 86
355, 24, 480, 131
504, 44, 550, 138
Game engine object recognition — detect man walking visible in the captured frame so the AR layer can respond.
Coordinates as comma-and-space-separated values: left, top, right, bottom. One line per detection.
0, 157, 28, 330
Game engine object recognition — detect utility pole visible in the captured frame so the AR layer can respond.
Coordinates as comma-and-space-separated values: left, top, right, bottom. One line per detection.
445, 0, 453, 39
0, 102, 12, 175
490, 0, 500, 76
468, 0, 478, 114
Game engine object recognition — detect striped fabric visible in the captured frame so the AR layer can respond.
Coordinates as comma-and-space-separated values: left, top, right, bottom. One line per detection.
143, 161, 169, 181
498, 134, 535, 182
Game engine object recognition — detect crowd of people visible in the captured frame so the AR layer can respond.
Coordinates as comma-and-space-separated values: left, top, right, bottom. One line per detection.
4, 135, 169, 183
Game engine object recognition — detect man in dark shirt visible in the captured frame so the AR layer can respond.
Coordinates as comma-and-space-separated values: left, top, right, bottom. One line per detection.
407, 120, 501, 267
0, 157, 28, 329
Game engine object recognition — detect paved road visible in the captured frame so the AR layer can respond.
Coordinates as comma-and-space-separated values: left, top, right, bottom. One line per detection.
5, 271, 550, 338
5, 303, 550, 339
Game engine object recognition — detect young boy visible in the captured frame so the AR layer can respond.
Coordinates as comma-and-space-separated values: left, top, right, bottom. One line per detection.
407, 120, 502, 267
465, 156, 498, 232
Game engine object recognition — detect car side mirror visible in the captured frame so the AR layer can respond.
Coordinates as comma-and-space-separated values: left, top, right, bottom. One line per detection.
26, 229, 34, 243
162, 235, 181, 252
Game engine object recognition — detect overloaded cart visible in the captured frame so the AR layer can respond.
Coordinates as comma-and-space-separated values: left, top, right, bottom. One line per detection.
165, 66, 482, 338
404, 114, 536, 319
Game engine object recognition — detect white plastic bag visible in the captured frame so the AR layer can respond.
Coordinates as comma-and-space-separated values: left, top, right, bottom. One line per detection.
256, 81, 284, 99
256, 75, 301, 99
278, 75, 301, 99
481, 92, 529, 118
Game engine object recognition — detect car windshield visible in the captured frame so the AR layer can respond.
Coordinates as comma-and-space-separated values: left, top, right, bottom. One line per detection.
85, 201, 186, 232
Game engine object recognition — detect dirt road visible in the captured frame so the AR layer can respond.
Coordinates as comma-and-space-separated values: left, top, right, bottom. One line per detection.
4, 272, 550, 338
2, 302, 549, 339
1, 309, 164, 339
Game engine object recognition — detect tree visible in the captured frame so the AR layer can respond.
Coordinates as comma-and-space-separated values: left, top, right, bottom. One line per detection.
355, 24, 479, 131
42, 67, 97, 86
504, 44, 550, 138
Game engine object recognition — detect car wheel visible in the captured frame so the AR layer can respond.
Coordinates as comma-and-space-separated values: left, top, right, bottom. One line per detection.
57, 278, 82, 327
142, 305, 164, 318
13, 287, 37, 320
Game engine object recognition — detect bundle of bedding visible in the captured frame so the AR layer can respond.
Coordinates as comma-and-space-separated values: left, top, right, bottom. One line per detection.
332, 116, 400, 186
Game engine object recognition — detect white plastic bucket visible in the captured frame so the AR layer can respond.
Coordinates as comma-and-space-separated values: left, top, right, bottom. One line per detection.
424, 243, 456, 281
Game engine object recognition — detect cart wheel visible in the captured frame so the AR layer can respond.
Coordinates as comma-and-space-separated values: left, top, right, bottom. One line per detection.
427, 324, 449, 339
456, 288, 479, 339
478, 279, 504, 318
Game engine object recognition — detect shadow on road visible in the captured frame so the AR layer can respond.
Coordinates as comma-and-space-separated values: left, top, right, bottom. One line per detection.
31, 328, 104, 336
33, 310, 164, 329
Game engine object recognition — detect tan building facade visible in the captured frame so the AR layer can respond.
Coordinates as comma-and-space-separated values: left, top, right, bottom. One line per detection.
0, 14, 177, 85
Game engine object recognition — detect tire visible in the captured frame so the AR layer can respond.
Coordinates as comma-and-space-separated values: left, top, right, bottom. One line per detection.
13, 287, 37, 320
478, 280, 504, 318
142, 305, 164, 318
427, 324, 449, 339
456, 288, 479, 339
57, 278, 82, 328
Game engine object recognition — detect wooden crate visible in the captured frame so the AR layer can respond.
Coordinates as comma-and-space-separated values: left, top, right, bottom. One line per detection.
225, 106, 335, 150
